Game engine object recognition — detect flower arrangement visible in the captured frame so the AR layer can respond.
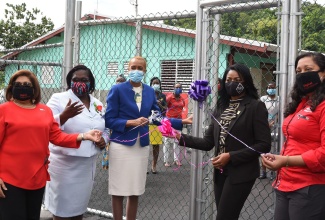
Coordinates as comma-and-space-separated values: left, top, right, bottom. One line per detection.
94, 102, 103, 116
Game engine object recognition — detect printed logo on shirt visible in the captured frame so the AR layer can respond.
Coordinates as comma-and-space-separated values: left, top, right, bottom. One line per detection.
297, 114, 309, 120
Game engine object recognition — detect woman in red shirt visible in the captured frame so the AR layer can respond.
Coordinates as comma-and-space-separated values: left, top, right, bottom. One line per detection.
0, 70, 101, 220
262, 52, 325, 220
163, 83, 185, 167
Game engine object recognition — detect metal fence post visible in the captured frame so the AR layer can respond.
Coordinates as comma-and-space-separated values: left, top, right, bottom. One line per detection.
73, 1, 82, 66
278, 0, 290, 151
63, 0, 76, 91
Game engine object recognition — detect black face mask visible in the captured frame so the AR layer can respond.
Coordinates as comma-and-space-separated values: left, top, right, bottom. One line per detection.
296, 71, 321, 95
13, 86, 34, 101
225, 82, 245, 96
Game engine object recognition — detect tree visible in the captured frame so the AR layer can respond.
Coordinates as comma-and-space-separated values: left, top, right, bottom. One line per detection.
164, 18, 196, 30
163, 2, 325, 52
301, 2, 325, 51
0, 3, 54, 49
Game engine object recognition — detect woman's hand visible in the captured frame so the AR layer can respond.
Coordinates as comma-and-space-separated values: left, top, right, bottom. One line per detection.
182, 114, 193, 124
95, 137, 106, 150
261, 153, 286, 171
60, 99, 84, 125
0, 178, 7, 198
126, 117, 149, 127
211, 153, 230, 170
82, 130, 102, 142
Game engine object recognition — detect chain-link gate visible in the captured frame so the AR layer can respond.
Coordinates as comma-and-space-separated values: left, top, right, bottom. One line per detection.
1, 0, 325, 219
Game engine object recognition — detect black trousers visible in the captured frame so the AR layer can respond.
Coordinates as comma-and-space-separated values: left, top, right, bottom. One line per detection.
0, 182, 45, 220
274, 185, 325, 220
214, 173, 255, 220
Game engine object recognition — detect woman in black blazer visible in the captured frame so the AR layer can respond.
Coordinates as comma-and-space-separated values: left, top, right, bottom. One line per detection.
177, 63, 271, 220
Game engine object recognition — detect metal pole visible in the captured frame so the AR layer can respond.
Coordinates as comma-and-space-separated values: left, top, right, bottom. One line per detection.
63, 0, 76, 91
209, 0, 279, 15
189, 1, 203, 219
202, 13, 221, 220
0, 60, 61, 66
278, 0, 290, 150
135, 19, 142, 57
196, 8, 210, 220
73, 1, 82, 66
135, 0, 138, 17
0, 43, 63, 53
200, 0, 252, 7
287, 0, 300, 91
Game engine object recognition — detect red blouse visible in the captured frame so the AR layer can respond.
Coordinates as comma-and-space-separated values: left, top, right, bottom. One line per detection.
274, 98, 325, 192
166, 94, 185, 119
0, 102, 80, 190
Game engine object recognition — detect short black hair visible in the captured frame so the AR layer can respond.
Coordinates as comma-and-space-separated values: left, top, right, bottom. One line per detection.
150, 76, 162, 90
116, 74, 127, 83
66, 65, 95, 93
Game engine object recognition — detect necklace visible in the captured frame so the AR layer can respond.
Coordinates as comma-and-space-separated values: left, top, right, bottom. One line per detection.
13, 100, 36, 109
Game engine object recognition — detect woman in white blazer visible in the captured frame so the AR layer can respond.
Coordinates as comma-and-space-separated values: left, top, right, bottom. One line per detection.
44, 65, 108, 220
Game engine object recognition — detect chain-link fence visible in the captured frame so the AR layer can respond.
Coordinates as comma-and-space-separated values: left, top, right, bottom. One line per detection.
1, 0, 325, 219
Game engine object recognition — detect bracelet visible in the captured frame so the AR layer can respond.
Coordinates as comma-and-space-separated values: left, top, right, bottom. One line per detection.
81, 133, 85, 141
285, 155, 289, 168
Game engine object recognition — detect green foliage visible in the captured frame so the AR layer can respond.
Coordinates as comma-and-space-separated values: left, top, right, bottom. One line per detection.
0, 3, 54, 49
163, 2, 325, 52
164, 18, 196, 30
0, 71, 5, 88
301, 2, 325, 52
220, 8, 278, 44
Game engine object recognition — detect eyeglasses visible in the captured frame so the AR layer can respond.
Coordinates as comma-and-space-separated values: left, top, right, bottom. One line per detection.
13, 82, 33, 87
71, 78, 89, 83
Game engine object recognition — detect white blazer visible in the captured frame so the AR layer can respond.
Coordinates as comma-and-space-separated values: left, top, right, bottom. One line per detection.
47, 89, 108, 157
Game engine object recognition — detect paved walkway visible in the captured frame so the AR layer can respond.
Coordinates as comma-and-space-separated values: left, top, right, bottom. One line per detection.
40, 209, 110, 220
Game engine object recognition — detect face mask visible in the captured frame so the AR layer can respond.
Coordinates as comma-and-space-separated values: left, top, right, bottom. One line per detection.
13, 86, 34, 101
267, 88, 276, 96
152, 84, 160, 91
296, 71, 321, 95
71, 82, 90, 96
129, 70, 144, 83
174, 88, 182, 95
225, 82, 245, 96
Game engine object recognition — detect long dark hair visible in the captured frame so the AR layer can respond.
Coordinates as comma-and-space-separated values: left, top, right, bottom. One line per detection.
284, 52, 325, 117
217, 63, 258, 111
66, 65, 95, 93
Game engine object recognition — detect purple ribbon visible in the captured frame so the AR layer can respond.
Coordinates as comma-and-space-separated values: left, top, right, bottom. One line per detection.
188, 80, 211, 108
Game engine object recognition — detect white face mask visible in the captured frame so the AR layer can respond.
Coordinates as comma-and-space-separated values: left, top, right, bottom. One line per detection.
128, 70, 144, 83
152, 84, 160, 91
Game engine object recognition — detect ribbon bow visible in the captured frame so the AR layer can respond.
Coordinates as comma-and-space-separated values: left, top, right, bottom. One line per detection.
158, 118, 179, 138
188, 80, 211, 108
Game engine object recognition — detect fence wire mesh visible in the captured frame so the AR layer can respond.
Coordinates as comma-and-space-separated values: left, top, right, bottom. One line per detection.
1, 0, 325, 219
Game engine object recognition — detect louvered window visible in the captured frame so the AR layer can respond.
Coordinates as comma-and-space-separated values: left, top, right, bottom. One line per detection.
161, 59, 194, 92
107, 62, 118, 76
123, 62, 129, 78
